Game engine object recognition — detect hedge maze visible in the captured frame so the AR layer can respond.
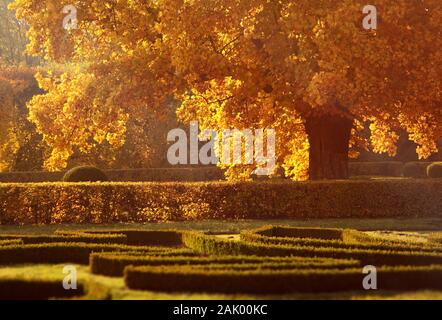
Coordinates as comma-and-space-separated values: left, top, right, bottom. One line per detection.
0, 227, 442, 299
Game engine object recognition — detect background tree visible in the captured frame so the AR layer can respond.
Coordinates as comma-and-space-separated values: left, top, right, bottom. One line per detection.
10, 0, 442, 178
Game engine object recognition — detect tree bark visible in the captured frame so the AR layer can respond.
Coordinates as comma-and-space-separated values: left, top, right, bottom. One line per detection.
305, 115, 353, 180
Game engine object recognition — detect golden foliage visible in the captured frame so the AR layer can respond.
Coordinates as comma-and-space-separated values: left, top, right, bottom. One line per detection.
10, 0, 442, 177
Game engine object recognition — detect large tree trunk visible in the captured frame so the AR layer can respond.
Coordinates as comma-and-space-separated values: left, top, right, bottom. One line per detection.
305, 115, 353, 180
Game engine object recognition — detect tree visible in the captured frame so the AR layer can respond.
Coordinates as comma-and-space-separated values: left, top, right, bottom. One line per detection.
0, 0, 36, 65
10, 0, 442, 179
0, 64, 46, 172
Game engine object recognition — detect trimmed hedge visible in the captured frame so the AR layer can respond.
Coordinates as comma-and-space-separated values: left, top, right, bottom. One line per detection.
0, 239, 23, 246
63, 166, 108, 182
0, 278, 85, 300
0, 233, 128, 245
241, 226, 442, 253
182, 232, 442, 266
429, 233, 442, 244
348, 161, 403, 177
0, 242, 192, 265
0, 167, 224, 183
403, 162, 431, 178
427, 162, 442, 178
254, 226, 344, 240
55, 230, 183, 246
124, 265, 442, 294
1, 180, 441, 224
90, 253, 358, 277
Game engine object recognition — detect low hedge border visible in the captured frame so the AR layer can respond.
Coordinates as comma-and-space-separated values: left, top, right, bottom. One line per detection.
1, 180, 441, 224
348, 161, 403, 177
182, 232, 442, 266
241, 226, 442, 253
0, 239, 23, 246
0, 242, 193, 265
0, 278, 85, 300
90, 253, 358, 277
429, 233, 442, 244
0, 167, 224, 183
0, 233, 128, 245
124, 265, 442, 294
56, 230, 184, 246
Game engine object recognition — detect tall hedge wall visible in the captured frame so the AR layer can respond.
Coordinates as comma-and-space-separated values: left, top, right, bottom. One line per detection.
0, 180, 440, 224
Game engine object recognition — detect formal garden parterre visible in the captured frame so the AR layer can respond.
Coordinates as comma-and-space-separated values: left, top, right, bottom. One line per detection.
0, 225, 441, 299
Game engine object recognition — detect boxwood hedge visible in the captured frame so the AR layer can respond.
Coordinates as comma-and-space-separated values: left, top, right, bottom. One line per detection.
124, 265, 442, 294
0, 180, 441, 224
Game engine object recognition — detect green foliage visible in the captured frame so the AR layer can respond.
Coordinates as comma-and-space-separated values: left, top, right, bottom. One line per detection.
241, 226, 442, 253
63, 166, 108, 182
91, 254, 353, 277
429, 233, 442, 244
0, 226, 442, 297
0, 232, 127, 244
124, 265, 442, 294
427, 162, 442, 178
0, 278, 84, 300
182, 232, 442, 266
0, 242, 175, 265
57, 230, 184, 246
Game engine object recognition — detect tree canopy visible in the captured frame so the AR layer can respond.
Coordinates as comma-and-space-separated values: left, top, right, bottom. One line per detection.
9, 0, 442, 178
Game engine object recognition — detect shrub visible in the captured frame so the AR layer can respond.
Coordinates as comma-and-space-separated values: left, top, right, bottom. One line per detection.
0, 167, 223, 183
0, 242, 180, 265
124, 265, 442, 294
90, 252, 357, 277
0, 279, 85, 300
0, 233, 128, 245
427, 162, 442, 178
429, 233, 442, 244
0, 180, 441, 224
182, 232, 442, 266
403, 162, 430, 178
348, 161, 403, 177
78, 230, 184, 246
241, 226, 442, 253
63, 166, 108, 182
0, 239, 23, 246
255, 226, 344, 240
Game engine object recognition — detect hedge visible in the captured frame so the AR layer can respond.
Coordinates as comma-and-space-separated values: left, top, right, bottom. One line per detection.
241, 226, 442, 253
56, 230, 183, 246
429, 233, 442, 244
427, 162, 442, 178
63, 166, 108, 182
182, 232, 442, 266
0, 167, 224, 183
0, 239, 23, 246
0, 180, 441, 224
90, 253, 358, 277
0, 278, 85, 300
348, 161, 403, 177
124, 265, 442, 294
0, 233, 128, 245
403, 162, 432, 178
0, 242, 192, 265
